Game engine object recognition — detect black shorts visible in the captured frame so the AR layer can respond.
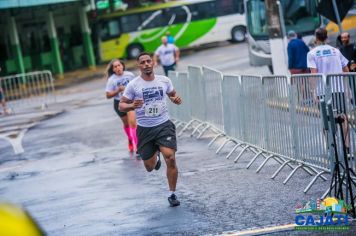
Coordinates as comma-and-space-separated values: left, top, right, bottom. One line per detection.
137, 120, 177, 160
114, 99, 127, 118
162, 63, 176, 76
318, 92, 346, 114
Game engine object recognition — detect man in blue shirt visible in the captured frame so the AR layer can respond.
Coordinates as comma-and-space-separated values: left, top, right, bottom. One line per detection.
287, 30, 310, 74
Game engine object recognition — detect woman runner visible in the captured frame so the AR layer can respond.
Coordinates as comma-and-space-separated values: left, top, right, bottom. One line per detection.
105, 59, 138, 152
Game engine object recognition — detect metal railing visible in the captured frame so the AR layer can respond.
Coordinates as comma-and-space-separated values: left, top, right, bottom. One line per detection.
169, 66, 356, 195
290, 74, 329, 170
326, 74, 356, 170
202, 66, 224, 133
0, 71, 57, 155
0, 70, 56, 113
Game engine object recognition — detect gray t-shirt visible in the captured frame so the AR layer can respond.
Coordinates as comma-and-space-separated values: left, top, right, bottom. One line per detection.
123, 75, 174, 127
105, 71, 135, 100
154, 44, 178, 66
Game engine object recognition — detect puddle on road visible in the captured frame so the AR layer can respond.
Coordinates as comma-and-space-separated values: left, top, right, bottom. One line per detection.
80, 158, 96, 167
78, 155, 126, 167
176, 151, 189, 155
3, 171, 40, 181
180, 163, 235, 176
8, 133, 20, 138
0, 157, 28, 166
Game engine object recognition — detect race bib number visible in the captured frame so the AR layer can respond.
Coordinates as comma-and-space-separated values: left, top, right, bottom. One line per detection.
144, 103, 162, 117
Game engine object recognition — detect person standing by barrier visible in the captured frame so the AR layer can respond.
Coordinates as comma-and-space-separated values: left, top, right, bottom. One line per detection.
0, 87, 9, 115
307, 28, 350, 151
288, 30, 310, 104
153, 36, 180, 76
105, 59, 138, 153
339, 32, 356, 72
307, 28, 349, 74
287, 30, 310, 74
119, 52, 182, 207
339, 32, 356, 114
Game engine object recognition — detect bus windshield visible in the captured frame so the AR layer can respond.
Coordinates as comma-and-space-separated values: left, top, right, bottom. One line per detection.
246, 0, 320, 39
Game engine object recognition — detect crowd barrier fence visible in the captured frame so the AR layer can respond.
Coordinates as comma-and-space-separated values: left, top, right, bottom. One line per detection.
169, 67, 356, 196
0, 71, 56, 113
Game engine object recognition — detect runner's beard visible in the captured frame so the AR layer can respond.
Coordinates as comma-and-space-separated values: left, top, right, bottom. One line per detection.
143, 68, 153, 75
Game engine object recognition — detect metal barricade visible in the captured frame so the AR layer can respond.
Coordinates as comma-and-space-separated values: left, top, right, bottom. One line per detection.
260, 75, 321, 189
221, 74, 255, 161
168, 71, 179, 121
240, 75, 264, 147
326, 73, 356, 174
188, 66, 206, 122
262, 75, 293, 158
0, 71, 56, 113
176, 72, 191, 123
168, 66, 356, 194
222, 75, 243, 140
202, 66, 224, 132
290, 74, 329, 171
177, 65, 208, 138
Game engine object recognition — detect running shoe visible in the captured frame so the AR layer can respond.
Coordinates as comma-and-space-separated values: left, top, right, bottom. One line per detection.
168, 194, 180, 207
154, 153, 161, 170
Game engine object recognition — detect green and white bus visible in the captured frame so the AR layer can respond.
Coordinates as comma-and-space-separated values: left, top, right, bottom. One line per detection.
95, 0, 246, 61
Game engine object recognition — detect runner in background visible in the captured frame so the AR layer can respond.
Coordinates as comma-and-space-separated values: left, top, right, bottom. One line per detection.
153, 36, 180, 76
166, 31, 175, 44
105, 59, 138, 153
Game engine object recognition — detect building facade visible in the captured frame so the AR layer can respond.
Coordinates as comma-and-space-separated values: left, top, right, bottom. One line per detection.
0, 0, 96, 78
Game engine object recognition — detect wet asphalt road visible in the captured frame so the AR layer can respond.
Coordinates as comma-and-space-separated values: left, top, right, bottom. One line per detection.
0, 90, 327, 235
1, 42, 355, 235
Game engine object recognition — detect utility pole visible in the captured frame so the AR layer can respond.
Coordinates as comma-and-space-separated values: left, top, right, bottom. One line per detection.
331, 0, 343, 33
265, 0, 289, 75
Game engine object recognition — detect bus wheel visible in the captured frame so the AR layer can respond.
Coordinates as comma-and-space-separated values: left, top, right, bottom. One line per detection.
127, 44, 144, 59
231, 26, 246, 42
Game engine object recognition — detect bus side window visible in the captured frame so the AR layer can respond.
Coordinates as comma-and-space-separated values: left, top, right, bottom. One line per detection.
191, 2, 216, 21
141, 10, 166, 30
217, 0, 236, 16
236, 0, 244, 14
165, 7, 187, 24
100, 20, 121, 40
121, 14, 141, 33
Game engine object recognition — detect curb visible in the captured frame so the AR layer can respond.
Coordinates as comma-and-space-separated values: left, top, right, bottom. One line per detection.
53, 60, 138, 90
54, 72, 105, 90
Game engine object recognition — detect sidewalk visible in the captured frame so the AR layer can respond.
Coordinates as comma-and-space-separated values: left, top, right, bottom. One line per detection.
53, 60, 137, 90
51, 42, 217, 90
51, 41, 231, 90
